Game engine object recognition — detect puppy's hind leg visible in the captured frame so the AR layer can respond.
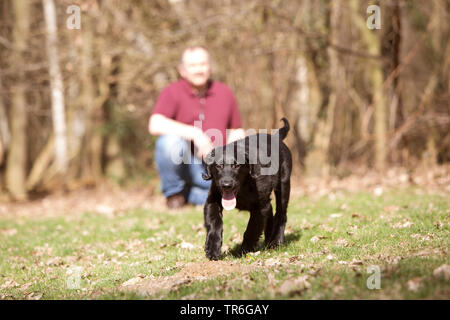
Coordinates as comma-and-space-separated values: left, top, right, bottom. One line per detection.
268, 179, 290, 248
264, 205, 274, 246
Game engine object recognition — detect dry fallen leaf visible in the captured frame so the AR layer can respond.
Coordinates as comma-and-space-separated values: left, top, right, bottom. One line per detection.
384, 205, 400, 212
46, 257, 63, 266
0, 228, 17, 237
95, 205, 115, 217
288, 255, 304, 263
25, 292, 43, 300
264, 258, 282, 267
190, 223, 203, 232
411, 233, 434, 241
433, 265, 450, 280
121, 277, 144, 287
149, 255, 163, 262
335, 238, 349, 247
20, 283, 33, 291
392, 220, 414, 229
308, 267, 322, 276
407, 277, 422, 292
332, 285, 344, 294
434, 221, 443, 229
179, 241, 195, 250
277, 276, 310, 296
349, 259, 363, 268
373, 187, 383, 196
300, 220, 313, 230
320, 225, 336, 232
310, 235, 326, 243
0, 279, 20, 289
411, 248, 442, 257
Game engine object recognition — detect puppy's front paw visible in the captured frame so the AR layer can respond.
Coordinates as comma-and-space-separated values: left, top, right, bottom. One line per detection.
241, 242, 258, 254
267, 238, 283, 249
205, 250, 221, 261
205, 237, 222, 260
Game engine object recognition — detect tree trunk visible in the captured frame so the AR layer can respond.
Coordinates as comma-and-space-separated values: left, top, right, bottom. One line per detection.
424, 0, 446, 167
306, 0, 340, 177
42, 0, 68, 174
79, 11, 106, 184
0, 76, 9, 167
372, 60, 387, 171
79, 15, 94, 182
385, 1, 404, 164
65, 41, 84, 183
6, 0, 30, 200
289, 54, 321, 170
105, 56, 126, 181
350, 0, 387, 171
26, 135, 54, 191
89, 16, 111, 182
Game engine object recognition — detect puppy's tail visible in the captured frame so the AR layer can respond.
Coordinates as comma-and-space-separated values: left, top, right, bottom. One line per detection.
277, 117, 290, 140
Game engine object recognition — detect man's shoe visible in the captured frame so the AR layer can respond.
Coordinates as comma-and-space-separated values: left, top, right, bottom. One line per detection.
166, 193, 186, 209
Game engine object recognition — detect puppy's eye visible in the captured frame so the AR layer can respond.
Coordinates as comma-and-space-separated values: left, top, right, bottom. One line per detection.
231, 164, 241, 169
216, 164, 224, 169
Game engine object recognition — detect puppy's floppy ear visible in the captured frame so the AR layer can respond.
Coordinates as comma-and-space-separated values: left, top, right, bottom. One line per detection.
202, 149, 215, 181
202, 164, 212, 181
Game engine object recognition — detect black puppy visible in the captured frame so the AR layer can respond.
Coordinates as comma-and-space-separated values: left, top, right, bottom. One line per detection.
202, 118, 292, 260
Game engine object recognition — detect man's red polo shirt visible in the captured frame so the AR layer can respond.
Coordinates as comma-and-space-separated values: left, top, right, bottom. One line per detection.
151, 79, 242, 147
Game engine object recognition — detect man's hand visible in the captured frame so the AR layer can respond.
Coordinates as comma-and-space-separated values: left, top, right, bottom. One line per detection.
149, 114, 213, 159
192, 128, 213, 159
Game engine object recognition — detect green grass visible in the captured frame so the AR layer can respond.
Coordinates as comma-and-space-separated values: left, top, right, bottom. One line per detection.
0, 188, 449, 299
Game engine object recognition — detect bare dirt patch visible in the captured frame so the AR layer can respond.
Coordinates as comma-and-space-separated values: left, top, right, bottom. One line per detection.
121, 261, 256, 297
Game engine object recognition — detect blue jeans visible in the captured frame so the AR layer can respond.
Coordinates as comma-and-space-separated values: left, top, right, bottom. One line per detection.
154, 135, 211, 205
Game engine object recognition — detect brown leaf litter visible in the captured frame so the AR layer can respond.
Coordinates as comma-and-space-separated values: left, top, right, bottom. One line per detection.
1, 165, 449, 219
0, 184, 197, 219
291, 165, 450, 198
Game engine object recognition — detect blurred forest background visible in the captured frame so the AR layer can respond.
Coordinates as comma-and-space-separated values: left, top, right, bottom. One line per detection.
0, 0, 449, 201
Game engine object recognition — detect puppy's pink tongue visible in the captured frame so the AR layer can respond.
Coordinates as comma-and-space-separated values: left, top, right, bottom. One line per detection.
222, 196, 236, 211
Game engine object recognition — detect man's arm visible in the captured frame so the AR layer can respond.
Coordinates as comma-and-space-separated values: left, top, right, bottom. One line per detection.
149, 113, 198, 139
149, 113, 213, 158
0, 137, 3, 166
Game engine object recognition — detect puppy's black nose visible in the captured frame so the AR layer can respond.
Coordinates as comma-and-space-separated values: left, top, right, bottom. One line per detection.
222, 181, 233, 189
